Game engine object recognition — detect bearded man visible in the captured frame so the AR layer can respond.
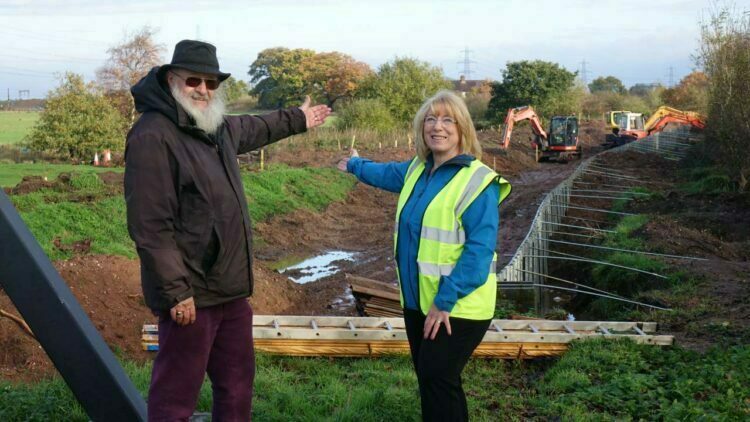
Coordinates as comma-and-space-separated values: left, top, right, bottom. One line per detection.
124, 39, 330, 421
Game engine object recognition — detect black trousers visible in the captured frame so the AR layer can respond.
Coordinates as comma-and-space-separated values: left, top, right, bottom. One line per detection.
403, 308, 491, 422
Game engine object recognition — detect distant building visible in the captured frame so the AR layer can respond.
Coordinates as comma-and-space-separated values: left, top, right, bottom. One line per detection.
452, 75, 493, 97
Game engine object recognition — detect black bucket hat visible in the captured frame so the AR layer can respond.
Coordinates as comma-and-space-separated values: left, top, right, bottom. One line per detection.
158, 39, 231, 82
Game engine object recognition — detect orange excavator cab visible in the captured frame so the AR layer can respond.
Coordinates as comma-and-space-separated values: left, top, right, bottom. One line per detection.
500, 106, 581, 162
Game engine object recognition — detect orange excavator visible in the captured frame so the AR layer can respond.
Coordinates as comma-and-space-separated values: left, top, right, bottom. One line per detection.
644, 106, 706, 135
500, 106, 581, 162
603, 106, 706, 149
605, 111, 647, 139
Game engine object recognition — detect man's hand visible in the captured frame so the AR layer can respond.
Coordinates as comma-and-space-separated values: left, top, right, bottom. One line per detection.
171, 297, 196, 326
336, 148, 359, 172
300, 95, 332, 129
423, 303, 452, 340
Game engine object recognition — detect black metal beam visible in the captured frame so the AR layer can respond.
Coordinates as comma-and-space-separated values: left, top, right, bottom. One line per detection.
0, 190, 146, 421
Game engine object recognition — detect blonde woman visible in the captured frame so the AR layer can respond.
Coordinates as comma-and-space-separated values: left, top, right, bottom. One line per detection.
337, 90, 511, 421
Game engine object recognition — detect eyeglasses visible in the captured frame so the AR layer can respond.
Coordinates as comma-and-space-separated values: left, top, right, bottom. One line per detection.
172, 73, 220, 90
424, 116, 456, 127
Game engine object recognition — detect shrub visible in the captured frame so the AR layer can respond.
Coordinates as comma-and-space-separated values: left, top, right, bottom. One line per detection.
334, 98, 398, 133
25, 73, 126, 160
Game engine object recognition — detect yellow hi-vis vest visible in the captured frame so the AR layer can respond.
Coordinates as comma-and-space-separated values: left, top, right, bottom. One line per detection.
394, 157, 512, 320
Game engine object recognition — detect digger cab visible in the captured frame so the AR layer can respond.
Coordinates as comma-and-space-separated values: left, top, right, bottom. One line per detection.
548, 116, 578, 148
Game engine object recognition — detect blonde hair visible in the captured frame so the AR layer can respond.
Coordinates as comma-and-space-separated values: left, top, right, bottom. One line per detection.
413, 90, 482, 161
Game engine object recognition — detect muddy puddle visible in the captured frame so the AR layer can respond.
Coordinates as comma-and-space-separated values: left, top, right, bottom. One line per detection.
278, 250, 357, 284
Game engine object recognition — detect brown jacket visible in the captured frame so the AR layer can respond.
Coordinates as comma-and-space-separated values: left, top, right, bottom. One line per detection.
125, 67, 306, 310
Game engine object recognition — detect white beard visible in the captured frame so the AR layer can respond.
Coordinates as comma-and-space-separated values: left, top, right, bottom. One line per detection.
170, 84, 226, 135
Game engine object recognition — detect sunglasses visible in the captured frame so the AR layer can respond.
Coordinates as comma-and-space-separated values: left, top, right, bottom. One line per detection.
172, 73, 220, 90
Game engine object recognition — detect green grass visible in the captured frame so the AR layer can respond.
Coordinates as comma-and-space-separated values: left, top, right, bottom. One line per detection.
0, 163, 121, 188
6, 164, 357, 261
4, 342, 748, 420
242, 164, 356, 224
679, 166, 738, 194
532, 339, 750, 420
0, 111, 39, 145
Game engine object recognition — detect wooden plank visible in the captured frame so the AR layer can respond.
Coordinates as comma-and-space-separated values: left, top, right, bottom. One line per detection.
347, 274, 399, 293
350, 285, 401, 302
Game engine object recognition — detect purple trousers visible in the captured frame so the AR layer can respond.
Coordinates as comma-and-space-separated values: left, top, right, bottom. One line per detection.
148, 298, 255, 422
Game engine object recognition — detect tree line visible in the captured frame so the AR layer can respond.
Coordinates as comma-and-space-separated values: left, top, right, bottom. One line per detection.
23, 9, 747, 193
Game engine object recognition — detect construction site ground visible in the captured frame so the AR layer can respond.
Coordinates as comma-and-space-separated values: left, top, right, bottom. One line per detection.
1, 121, 748, 382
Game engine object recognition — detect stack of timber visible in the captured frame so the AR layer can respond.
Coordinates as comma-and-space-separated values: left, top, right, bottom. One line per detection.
142, 316, 673, 359
347, 274, 402, 317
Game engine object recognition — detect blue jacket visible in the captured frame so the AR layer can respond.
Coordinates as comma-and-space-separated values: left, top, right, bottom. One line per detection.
347, 154, 500, 313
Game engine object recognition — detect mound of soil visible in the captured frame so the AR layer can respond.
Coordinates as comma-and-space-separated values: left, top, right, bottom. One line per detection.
8, 175, 62, 195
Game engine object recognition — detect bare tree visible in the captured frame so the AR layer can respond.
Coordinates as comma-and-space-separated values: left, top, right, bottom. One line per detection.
97, 26, 165, 124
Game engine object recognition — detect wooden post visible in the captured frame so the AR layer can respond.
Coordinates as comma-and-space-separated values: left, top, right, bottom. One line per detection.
260, 148, 265, 171
350, 135, 356, 150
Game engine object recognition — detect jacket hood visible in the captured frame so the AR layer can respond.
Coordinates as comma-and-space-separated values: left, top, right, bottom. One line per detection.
131, 66, 182, 127
131, 66, 216, 144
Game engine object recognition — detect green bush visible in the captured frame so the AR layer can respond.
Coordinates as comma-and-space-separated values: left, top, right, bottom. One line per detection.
25, 73, 126, 160
334, 98, 398, 133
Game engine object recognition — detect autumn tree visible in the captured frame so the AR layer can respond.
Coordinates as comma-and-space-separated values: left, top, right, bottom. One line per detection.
660, 71, 708, 112
26, 73, 126, 160
486, 60, 577, 120
249, 47, 315, 108
306, 52, 372, 107
248, 48, 371, 108
360, 57, 452, 123
588, 76, 626, 94
96, 26, 164, 123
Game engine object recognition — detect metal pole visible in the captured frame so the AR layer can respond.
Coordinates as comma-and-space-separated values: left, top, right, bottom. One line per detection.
0, 191, 147, 421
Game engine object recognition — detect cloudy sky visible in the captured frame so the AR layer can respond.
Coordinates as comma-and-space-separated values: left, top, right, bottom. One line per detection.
0, 0, 741, 99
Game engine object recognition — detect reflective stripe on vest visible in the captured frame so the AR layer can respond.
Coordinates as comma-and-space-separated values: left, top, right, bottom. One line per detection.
394, 157, 511, 320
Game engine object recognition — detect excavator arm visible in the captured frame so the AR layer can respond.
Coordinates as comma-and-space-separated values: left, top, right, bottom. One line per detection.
645, 106, 706, 134
500, 106, 548, 149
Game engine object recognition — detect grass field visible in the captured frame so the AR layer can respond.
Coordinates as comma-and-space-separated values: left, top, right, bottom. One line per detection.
0, 111, 39, 145
0, 163, 121, 188
2, 340, 748, 420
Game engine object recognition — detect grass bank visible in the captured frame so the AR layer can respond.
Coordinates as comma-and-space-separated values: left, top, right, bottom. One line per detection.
5, 164, 356, 261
